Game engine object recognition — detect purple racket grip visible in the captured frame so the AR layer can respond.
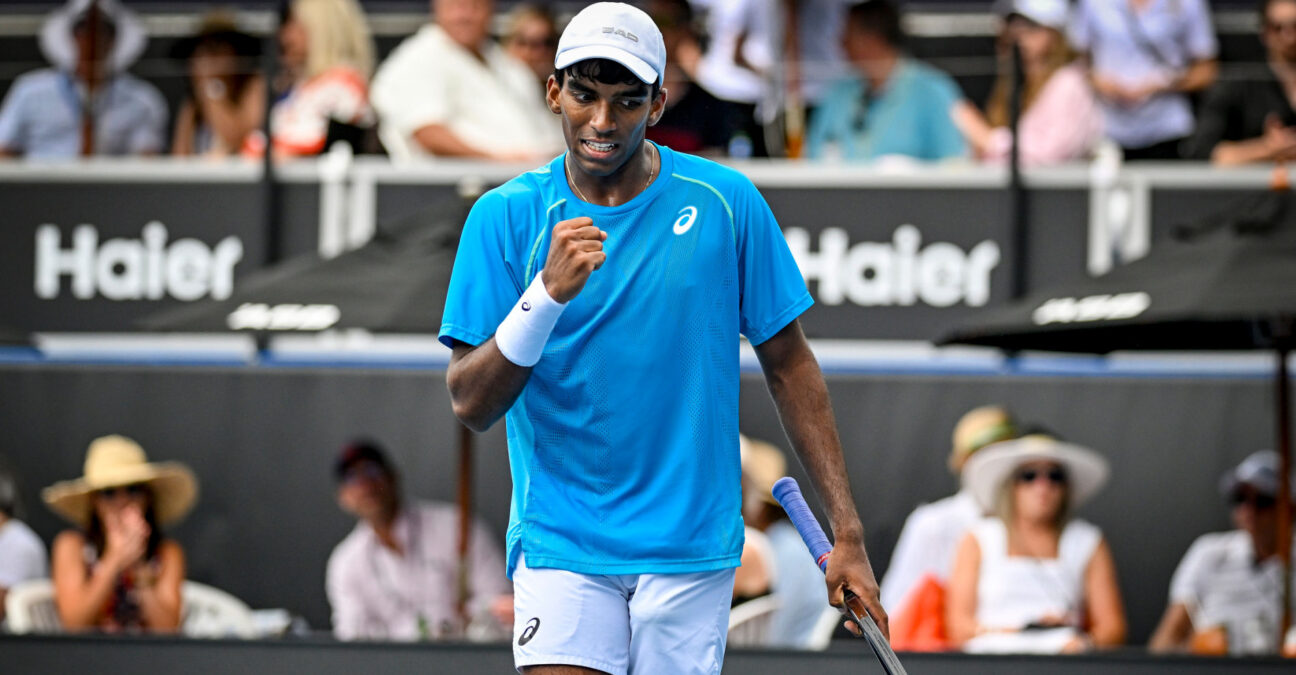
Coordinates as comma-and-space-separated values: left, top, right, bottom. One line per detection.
771, 477, 833, 572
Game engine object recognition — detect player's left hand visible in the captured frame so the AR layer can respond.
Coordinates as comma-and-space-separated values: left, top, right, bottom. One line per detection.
823, 539, 889, 641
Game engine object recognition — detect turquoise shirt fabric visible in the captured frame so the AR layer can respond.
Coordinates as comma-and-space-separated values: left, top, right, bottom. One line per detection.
807, 58, 967, 162
440, 144, 813, 577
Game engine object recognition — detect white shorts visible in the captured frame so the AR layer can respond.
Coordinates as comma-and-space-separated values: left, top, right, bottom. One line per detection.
512, 554, 737, 675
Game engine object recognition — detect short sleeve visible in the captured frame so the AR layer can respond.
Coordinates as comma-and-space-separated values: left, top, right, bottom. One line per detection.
0, 78, 32, 152
371, 40, 453, 140
1167, 535, 1212, 607
1182, 0, 1218, 60
1067, 0, 1092, 52
439, 192, 524, 348
734, 178, 812, 344
928, 77, 969, 160
128, 85, 168, 154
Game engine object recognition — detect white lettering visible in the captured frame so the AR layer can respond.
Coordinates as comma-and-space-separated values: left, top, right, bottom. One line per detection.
33, 222, 244, 302
1032, 292, 1151, 325
226, 303, 341, 331
786, 225, 1001, 308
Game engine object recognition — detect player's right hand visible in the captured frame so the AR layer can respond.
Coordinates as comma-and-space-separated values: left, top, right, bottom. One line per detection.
542, 216, 607, 303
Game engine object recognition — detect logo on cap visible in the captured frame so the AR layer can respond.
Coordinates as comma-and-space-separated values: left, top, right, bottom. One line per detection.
601, 26, 639, 42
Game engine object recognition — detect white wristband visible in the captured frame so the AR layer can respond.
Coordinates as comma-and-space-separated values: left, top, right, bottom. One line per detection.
495, 274, 567, 367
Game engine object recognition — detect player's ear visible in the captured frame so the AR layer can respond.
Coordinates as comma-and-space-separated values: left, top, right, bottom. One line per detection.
647, 86, 667, 126
546, 75, 562, 115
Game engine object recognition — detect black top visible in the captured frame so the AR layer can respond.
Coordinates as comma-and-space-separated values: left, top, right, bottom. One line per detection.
1183, 64, 1296, 160
646, 81, 736, 155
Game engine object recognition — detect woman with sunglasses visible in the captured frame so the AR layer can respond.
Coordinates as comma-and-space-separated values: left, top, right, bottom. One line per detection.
946, 435, 1126, 653
42, 435, 197, 632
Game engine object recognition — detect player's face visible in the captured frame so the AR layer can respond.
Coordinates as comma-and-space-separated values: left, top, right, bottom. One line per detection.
547, 72, 666, 179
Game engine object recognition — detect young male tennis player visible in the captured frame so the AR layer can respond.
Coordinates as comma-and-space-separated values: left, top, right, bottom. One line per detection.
439, 3, 887, 673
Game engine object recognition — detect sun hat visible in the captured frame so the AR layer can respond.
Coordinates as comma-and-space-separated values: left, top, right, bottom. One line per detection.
39, 0, 148, 75
1219, 449, 1290, 499
43, 435, 198, 527
740, 435, 787, 506
554, 2, 666, 85
949, 405, 1017, 474
994, 0, 1070, 31
961, 435, 1109, 513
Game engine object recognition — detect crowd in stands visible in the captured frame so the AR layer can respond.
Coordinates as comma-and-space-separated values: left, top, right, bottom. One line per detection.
1, 422, 1292, 657
4, 0, 1296, 166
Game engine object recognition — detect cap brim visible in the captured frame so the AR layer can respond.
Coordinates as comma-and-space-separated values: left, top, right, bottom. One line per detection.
555, 45, 658, 84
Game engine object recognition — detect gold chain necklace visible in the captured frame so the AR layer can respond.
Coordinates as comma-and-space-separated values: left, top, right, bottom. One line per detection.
566, 143, 657, 204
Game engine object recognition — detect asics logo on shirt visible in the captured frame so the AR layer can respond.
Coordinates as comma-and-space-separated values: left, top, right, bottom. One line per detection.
519, 617, 541, 645
673, 206, 698, 235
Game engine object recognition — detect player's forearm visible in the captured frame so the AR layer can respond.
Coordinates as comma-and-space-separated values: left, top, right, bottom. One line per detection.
755, 322, 865, 543
447, 340, 532, 432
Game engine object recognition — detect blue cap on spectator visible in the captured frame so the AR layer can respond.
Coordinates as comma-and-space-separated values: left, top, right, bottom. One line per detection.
554, 2, 666, 85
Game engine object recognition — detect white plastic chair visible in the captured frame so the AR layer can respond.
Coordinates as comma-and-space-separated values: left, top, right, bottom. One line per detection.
4, 578, 61, 634
727, 595, 782, 647
806, 605, 845, 651
180, 581, 256, 639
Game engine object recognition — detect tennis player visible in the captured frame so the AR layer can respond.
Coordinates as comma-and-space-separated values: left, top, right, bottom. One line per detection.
440, 3, 886, 673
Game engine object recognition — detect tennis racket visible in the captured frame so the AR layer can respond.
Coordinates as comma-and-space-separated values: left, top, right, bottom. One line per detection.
772, 477, 909, 675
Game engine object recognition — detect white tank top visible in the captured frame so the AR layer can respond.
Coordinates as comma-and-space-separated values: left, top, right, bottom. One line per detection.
971, 517, 1102, 631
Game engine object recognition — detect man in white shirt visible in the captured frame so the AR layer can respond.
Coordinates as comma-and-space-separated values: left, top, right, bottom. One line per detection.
879, 406, 1017, 625
325, 441, 511, 641
0, 463, 48, 626
369, 0, 563, 161
1150, 450, 1295, 655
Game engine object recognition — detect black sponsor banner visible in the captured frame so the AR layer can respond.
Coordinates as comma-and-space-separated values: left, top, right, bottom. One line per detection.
0, 182, 269, 333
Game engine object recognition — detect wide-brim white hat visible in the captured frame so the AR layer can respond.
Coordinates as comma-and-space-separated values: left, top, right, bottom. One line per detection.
43, 435, 198, 527
40, 0, 148, 75
962, 435, 1109, 513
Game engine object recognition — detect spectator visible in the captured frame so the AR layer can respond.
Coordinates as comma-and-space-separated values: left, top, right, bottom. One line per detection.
0, 0, 166, 159
0, 460, 48, 627
1070, 0, 1218, 160
947, 435, 1126, 653
880, 405, 1017, 649
42, 435, 194, 632
370, 0, 562, 161
1184, 0, 1296, 165
325, 441, 511, 641
806, 0, 967, 164
502, 3, 559, 90
740, 435, 832, 649
244, 0, 374, 158
694, 0, 776, 157
646, 0, 737, 155
1149, 450, 1295, 655
170, 13, 265, 158
950, 0, 1104, 166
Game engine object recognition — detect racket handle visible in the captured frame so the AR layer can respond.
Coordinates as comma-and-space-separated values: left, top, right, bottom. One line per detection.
772, 476, 833, 571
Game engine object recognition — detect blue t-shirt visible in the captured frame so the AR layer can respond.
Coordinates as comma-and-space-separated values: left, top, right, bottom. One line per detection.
807, 58, 967, 163
440, 144, 812, 577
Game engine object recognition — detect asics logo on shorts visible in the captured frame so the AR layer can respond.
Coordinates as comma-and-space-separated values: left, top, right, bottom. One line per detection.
522, 301, 532, 311
519, 617, 541, 645
673, 206, 698, 235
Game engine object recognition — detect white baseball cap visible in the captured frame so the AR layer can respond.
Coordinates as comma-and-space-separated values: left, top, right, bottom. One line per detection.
554, 2, 666, 85
995, 0, 1069, 30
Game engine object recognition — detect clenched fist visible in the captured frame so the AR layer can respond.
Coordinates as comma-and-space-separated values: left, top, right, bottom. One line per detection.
541, 217, 607, 303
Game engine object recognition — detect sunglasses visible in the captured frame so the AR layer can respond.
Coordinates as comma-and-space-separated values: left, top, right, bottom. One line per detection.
1229, 491, 1276, 509
1015, 468, 1067, 485
97, 484, 147, 499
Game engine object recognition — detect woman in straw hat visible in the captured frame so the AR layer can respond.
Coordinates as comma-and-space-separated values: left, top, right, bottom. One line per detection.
43, 435, 196, 632
946, 435, 1126, 653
